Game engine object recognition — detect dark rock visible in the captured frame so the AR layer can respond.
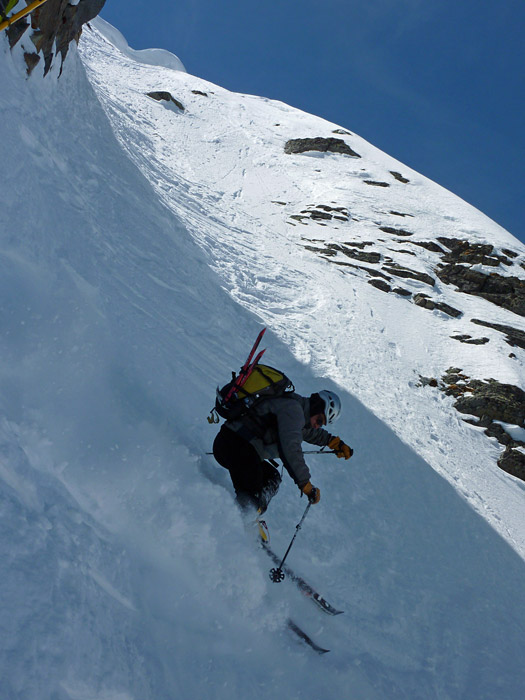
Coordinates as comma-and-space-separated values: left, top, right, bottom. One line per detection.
383, 264, 435, 287
23, 52, 41, 75
418, 376, 439, 387
413, 294, 462, 317
308, 210, 332, 220
437, 237, 509, 266
436, 264, 525, 316
393, 287, 412, 297
368, 279, 391, 293
147, 91, 185, 111
453, 380, 525, 426
410, 241, 446, 253
441, 368, 470, 388
413, 293, 430, 306
304, 245, 333, 255
451, 334, 489, 345
316, 205, 349, 214
364, 180, 390, 187
6, 18, 29, 48
470, 319, 525, 349
498, 448, 525, 481
389, 211, 414, 218
192, 90, 208, 97
284, 137, 360, 158
324, 259, 391, 280
332, 129, 352, 135
339, 247, 380, 264
341, 241, 374, 249
304, 243, 380, 264
379, 226, 413, 237
484, 423, 519, 447
9, 0, 106, 76
30, 30, 46, 52
390, 171, 410, 183
293, 204, 349, 224
502, 248, 519, 259
361, 267, 391, 279
43, 0, 106, 75
443, 367, 465, 377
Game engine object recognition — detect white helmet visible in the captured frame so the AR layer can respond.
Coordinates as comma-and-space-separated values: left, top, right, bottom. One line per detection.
318, 390, 342, 424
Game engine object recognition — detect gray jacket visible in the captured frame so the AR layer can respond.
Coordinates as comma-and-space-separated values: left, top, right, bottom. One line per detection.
225, 393, 334, 488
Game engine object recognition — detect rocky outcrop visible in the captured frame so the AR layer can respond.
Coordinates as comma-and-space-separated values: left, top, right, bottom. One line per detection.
284, 137, 360, 158
470, 319, 525, 350
368, 279, 391, 293
288, 204, 350, 227
389, 210, 414, 218
414, 294, 462, 317
452, 379, 525, 426
426, 237, 525, 317
390, 171, 410, 184
450, 334, 489, 345
23, 50, 40, 75
393, 287, 412, 297
147, 91, 185, 111
6, 0, 106, 75
498, 448, 525, 480
303, 242, 381, 264
436, 264, 525, 317
382, 263, 435, 287
437, 238, 512, 267
419, 369, 525, 482
379, 226, 413, 237
410, 241, 445, 254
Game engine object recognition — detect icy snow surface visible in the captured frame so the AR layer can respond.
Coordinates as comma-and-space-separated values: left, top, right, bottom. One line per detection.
1, 17, 524, 700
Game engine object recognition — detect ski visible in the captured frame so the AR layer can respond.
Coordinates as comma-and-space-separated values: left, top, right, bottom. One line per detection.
287, 619, 330, 654
263, 543, 344, 616
236, 348, 266, 392
223, 328, 266, 404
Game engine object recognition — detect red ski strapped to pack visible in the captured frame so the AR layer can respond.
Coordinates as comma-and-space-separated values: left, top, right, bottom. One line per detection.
207, 328, 266, 423
207, 329, 295, 424
222, 328, 266, 404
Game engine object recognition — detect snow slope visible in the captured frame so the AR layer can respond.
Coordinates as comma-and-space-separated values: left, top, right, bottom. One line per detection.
1, 18, 524, 700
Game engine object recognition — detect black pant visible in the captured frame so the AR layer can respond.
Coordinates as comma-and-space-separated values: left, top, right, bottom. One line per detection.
213, 426, 281, 512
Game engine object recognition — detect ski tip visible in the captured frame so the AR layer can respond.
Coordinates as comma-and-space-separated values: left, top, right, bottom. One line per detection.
287, 620, 330, 655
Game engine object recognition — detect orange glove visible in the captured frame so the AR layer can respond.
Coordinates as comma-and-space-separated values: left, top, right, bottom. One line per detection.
301, 481, 321, 504
328, 436, 353, 460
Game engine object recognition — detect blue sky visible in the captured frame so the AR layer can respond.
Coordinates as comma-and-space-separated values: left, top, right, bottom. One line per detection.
100, 0, 524, 242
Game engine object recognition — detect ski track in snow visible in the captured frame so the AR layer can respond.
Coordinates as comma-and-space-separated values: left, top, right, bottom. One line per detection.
0, 18, 524, 700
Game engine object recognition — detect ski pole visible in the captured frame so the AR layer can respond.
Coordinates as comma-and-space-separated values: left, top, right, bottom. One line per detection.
269, 501, 312, 583
205, 450, 336, 455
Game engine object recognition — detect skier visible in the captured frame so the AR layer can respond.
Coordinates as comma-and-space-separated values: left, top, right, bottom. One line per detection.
212, 389, 353, 514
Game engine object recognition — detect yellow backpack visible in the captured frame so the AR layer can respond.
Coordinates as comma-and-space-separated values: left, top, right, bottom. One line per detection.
211, 364, 294, 422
